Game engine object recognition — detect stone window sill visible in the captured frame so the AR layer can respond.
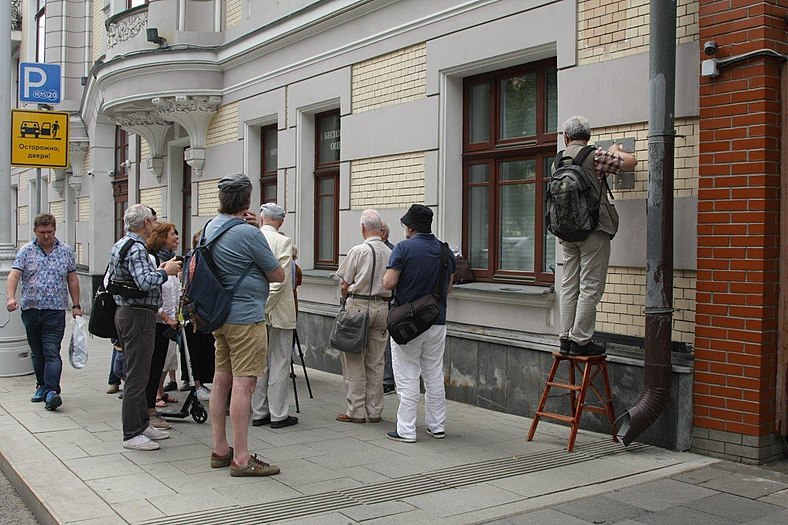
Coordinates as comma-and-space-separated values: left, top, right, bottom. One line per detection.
450, 282, 555, 308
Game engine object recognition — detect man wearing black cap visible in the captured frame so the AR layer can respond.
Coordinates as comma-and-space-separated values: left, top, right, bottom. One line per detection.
204, 174, 284, 477
383, 204, 456, 443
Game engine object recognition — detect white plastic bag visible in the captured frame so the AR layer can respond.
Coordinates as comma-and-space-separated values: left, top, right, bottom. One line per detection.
69, 316, 89, 369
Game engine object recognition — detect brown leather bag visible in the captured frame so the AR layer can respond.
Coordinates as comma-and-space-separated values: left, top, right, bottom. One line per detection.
453, 256, 474, 284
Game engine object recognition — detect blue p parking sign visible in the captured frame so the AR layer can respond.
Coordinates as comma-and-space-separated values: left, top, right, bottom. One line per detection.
19, 63, 62, 104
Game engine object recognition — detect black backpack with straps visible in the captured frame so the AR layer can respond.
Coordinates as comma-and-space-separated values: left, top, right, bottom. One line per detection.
181, 218, 253, 334
544, 145, 609, 242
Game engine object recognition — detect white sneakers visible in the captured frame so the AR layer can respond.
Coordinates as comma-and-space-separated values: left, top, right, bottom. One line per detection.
195, 386, 211, 401
123, 434, 160, 451
123, 426, 169, 450
143, 425, 170, 441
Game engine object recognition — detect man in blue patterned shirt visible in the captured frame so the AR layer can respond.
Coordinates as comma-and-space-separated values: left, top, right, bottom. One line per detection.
108, 204, 182, 451
6, 213, 82, 412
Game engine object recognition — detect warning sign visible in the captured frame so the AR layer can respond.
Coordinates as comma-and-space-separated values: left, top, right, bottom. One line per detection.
11, 109, 69, 168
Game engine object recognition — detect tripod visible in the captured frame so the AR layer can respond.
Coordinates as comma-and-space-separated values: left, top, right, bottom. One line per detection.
290, 329, 313, 413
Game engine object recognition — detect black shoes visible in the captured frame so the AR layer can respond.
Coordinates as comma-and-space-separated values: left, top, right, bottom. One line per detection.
559, 338, 571, 355
163, 381, 177, 392
569, 340, 605, 356
270, 415, 298, 429
383, 384, 396, 396
252, 415, 271, 426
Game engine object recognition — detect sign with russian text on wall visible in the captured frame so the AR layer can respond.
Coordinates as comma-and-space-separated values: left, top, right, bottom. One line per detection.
11, 109, 69, 168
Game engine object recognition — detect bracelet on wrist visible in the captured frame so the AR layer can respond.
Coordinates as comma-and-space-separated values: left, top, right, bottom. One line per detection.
72, 305, 81, 309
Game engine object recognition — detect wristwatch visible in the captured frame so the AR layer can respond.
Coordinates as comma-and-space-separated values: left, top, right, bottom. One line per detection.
72, 304, 81, 309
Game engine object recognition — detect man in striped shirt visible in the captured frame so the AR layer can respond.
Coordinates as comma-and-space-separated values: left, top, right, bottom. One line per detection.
108, 204, 182, 451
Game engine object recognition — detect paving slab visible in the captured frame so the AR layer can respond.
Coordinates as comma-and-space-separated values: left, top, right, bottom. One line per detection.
0, 327, 762, 525
604, 478, 719, 511
553, 494, 649, 523
698, 470, 788, 499
684, 492, 784, 523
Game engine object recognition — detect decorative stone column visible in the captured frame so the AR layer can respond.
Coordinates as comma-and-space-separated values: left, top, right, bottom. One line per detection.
52, 169, 65, 196
68, 141, 89, 195
151, 95, 221, 177
111, 112, 171, 181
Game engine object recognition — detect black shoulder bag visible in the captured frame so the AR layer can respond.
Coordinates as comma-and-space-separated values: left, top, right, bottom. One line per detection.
330, 244, 375, 354
89, 238, 140, 339
387, 242, 449, 345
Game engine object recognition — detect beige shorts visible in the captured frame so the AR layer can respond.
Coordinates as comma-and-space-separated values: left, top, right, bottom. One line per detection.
213, 321, 267, 377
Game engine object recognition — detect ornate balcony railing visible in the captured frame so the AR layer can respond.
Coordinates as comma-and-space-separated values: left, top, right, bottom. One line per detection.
11, 0, 22, 31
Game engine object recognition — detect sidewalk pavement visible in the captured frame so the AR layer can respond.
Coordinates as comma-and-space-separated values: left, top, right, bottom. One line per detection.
0, 326, 785, 524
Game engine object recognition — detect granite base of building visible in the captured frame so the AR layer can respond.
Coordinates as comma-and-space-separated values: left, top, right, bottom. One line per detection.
296, 308, 694, 452
691, 427, 786, 465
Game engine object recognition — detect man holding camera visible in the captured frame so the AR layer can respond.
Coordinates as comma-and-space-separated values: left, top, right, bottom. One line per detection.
109, 204, 182, 451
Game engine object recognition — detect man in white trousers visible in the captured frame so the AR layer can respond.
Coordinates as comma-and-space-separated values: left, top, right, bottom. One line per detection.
252, 203, 299, 429
383, 204, 456, 443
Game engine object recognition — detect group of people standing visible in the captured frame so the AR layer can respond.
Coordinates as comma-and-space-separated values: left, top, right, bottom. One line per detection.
5, 114, 632, 480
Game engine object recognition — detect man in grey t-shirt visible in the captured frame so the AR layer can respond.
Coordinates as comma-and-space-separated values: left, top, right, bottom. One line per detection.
206, 174, 284, 477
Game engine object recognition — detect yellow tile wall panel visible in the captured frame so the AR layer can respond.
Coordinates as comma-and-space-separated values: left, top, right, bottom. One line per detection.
77, 197, 91, 222
75, 243, 85, 265
140, 138, 151, 160
591, 117, 698, 201
49, 200, 65, 223
92, 0, 105, 62
350, 153, 425, 209
139, 187, 163, 214
206, 103, 239, 147
577, 0, 698, 65
597, 267, 695, 344
225, 0, 242, 29
197, 179, 221, 216
83, 149, 91, 175
352, 43, 427, 113
18, 205, 28, 225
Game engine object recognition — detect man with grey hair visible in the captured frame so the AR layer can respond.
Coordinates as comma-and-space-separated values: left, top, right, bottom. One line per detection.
557, 115, 637, 356
335, 209, 392, 424
206, 174, 284, 477
252, 203, 298, 429
109, 204, 182, 450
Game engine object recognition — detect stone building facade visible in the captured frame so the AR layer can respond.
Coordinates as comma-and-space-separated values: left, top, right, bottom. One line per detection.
7, 0, 786, 463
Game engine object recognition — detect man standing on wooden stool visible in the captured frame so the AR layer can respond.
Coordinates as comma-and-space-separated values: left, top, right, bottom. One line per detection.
557, 116, 637, 356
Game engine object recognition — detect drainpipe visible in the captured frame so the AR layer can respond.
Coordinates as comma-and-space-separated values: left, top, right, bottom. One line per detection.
615, 0, 676, 446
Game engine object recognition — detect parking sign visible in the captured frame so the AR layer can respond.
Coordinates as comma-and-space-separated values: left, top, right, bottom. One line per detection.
19, 63, 62, 104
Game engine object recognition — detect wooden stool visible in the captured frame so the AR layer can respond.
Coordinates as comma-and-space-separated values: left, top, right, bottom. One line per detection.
527, 352, 618, 452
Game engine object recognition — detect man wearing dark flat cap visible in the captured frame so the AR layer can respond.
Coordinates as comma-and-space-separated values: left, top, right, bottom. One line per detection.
382, 204, 456, 443
205, 173, 285, 477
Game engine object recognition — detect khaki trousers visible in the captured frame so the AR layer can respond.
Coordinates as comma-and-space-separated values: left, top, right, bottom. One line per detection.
340, 299, 389, 420
559, 230, 611, 344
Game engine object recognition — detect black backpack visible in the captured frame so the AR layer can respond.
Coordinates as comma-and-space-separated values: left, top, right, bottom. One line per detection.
544, 145, 608, 242
181, 218, 252, 333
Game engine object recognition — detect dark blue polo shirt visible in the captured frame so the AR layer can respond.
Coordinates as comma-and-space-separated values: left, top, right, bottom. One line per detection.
387, 233, 456, 325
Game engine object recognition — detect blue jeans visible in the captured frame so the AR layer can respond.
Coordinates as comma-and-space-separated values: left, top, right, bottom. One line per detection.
108, 348, 122, 385
21, 309, 66, 394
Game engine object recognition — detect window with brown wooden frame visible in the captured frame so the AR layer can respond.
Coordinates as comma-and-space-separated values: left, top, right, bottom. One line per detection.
260, 125, 278, 205
314, 110, 340, 269
112, 127, 130, 241
462, 59, 558, 284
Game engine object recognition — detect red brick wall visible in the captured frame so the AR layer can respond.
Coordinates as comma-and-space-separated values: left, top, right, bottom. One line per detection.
696, 0, 786, 436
